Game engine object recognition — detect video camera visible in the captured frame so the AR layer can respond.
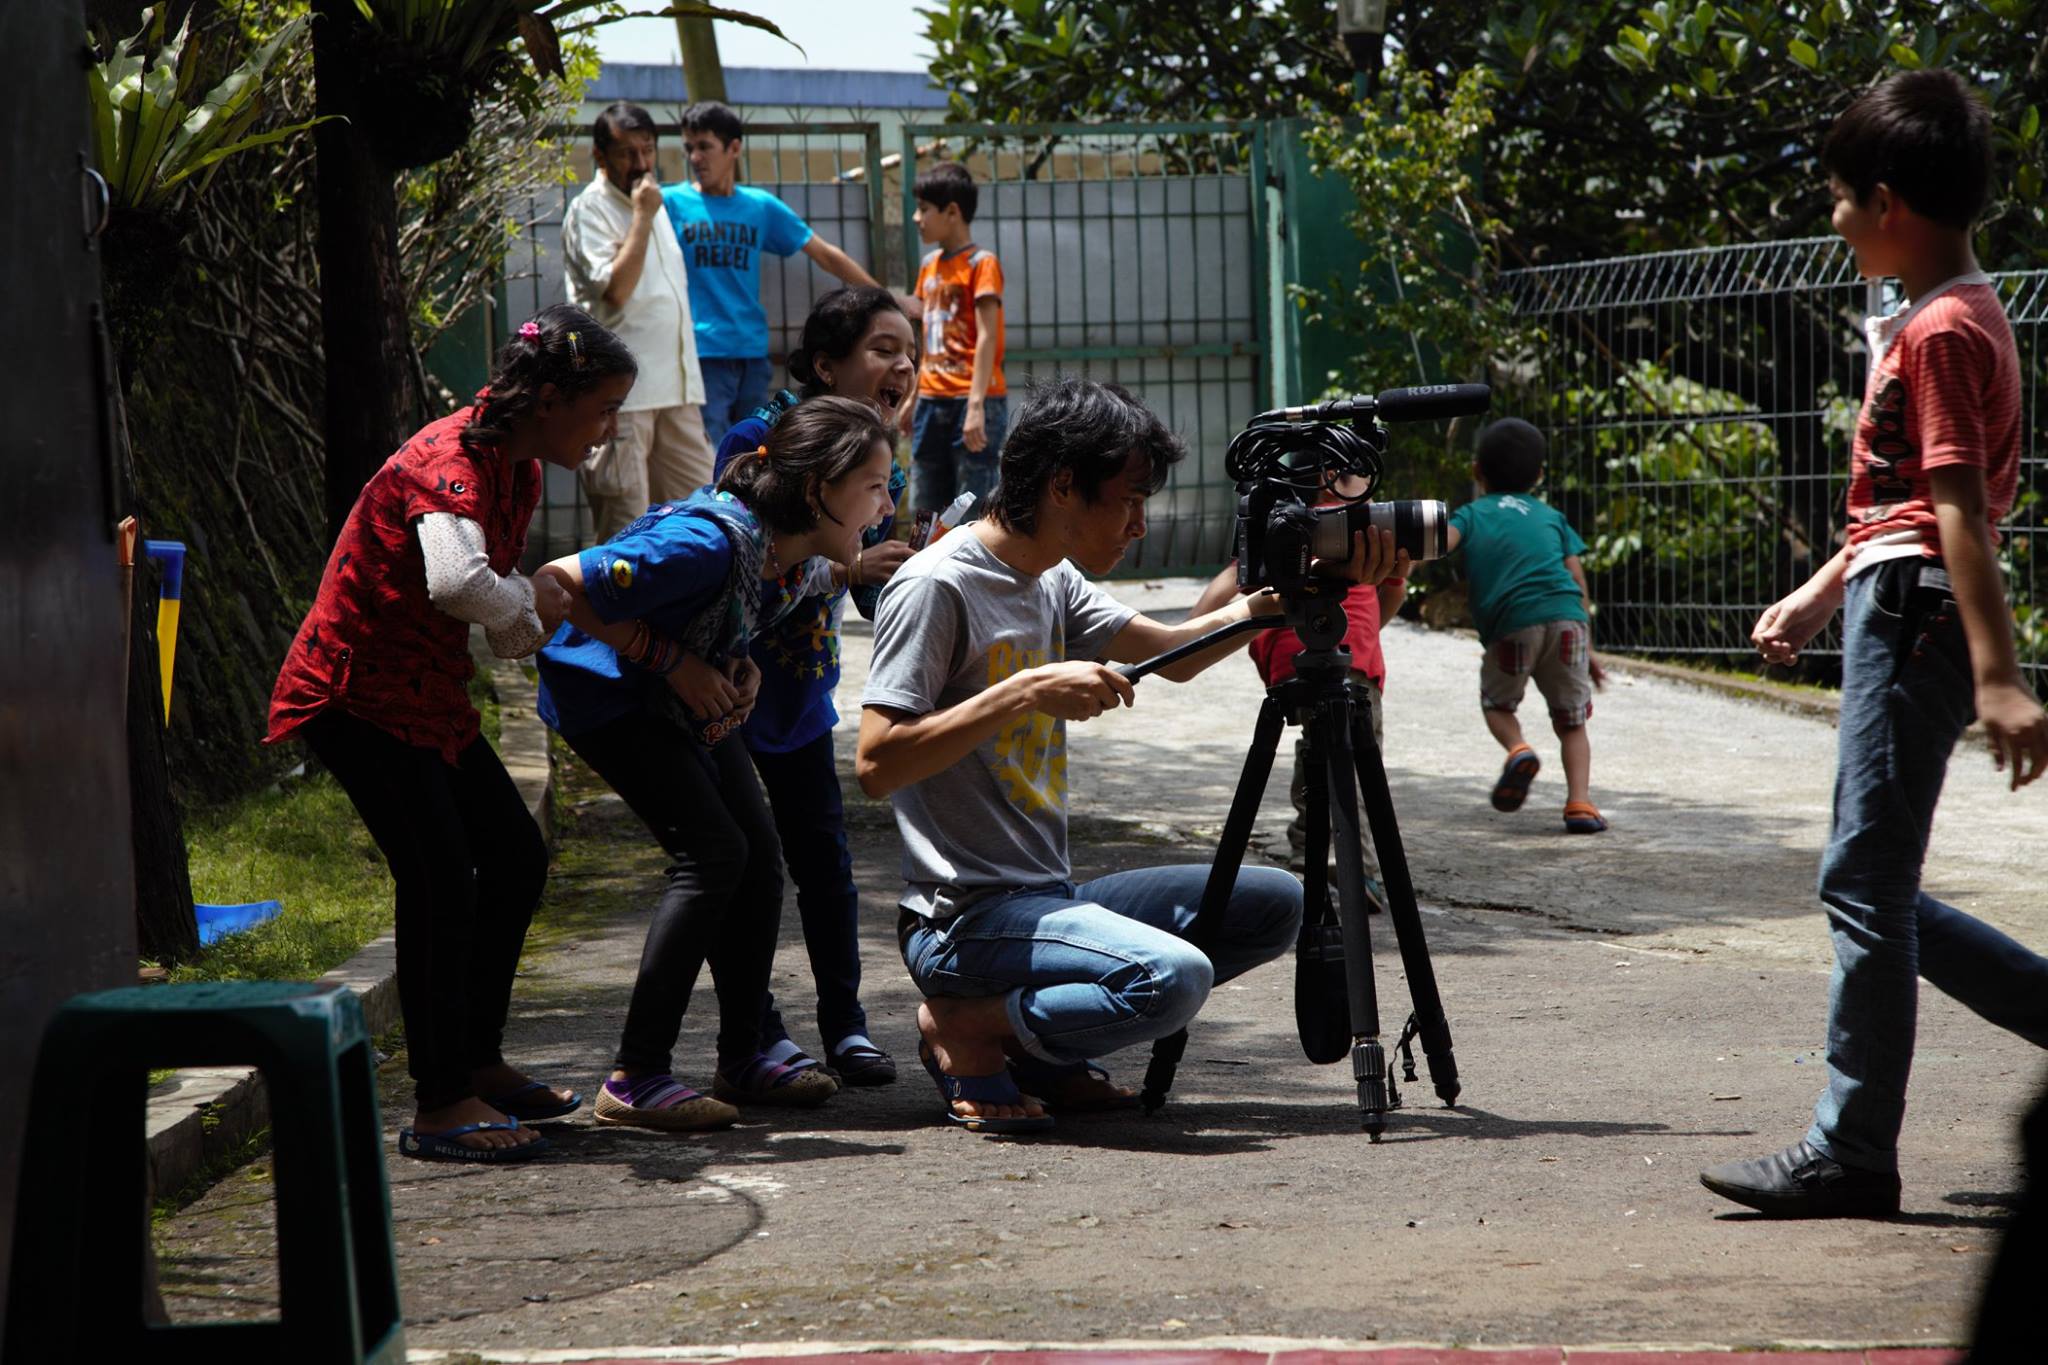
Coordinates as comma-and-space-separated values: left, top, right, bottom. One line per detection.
1230, 383, 1491, 596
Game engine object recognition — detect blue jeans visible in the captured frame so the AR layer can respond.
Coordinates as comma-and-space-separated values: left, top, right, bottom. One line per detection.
1808, 559, 2048, 1172
750, 731, 869, 1048
700, 356, 775, 451
910, 394, 1007, 515
901, 864, 1302, 1064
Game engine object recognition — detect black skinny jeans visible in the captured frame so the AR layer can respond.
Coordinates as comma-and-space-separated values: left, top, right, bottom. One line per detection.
566, 709, 783, 1076
753, 730, 868, 1048
304, 710, 549, 1112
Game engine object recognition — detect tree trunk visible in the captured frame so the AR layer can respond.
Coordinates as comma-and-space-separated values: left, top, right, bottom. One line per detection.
129, 559, 199, 964
676, 15, 727, 103
312, 0, 420, 543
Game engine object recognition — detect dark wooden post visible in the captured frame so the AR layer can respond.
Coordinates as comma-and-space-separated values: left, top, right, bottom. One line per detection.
0, 0, 140, 1314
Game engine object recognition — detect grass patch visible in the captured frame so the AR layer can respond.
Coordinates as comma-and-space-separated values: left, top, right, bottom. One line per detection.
167, 667, 517, 984
173, 771, 396, 984
1617, 651, 1841, 697
152, 1125, 274, 1226
470, 666, 502, 746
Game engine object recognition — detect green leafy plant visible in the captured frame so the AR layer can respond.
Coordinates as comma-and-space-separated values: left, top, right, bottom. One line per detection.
925, 1, 2048, 269
1299, 58, 1527, 389
86, 4, 330, 216
1295, 56, 1539, 502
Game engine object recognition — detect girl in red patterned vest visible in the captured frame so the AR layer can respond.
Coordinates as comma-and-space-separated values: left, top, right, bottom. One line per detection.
267, 305, 636, 1162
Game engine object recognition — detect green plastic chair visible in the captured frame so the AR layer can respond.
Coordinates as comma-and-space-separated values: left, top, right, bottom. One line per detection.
5, 981, 404, 1362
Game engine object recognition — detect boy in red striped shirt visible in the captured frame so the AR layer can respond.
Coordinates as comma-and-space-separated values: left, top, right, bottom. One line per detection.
1702, 71, 2048, 1218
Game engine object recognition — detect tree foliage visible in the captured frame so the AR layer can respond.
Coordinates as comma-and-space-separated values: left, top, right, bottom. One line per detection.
86, 4, 329, 216
923, 0, 2048, 268
1298, 59, 1523, 394
98, 0, 594, 809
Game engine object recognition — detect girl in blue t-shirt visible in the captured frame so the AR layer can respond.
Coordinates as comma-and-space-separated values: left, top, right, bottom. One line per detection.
712, 287, 917, 1087
533, 397, 898, 1131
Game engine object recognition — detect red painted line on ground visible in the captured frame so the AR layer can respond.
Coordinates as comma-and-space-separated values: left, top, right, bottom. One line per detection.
569, 1349, 1967, 1365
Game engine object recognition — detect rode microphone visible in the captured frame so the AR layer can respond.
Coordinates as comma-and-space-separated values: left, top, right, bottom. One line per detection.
1258, 383, 1492, 426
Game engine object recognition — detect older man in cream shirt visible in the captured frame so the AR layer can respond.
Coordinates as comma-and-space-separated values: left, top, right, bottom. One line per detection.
560, 101, 710, 540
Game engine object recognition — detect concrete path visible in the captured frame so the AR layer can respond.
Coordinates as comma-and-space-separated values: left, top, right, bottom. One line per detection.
152, 582, 2044, 1357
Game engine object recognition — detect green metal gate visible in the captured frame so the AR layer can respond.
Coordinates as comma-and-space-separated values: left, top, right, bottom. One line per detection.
496, 117, 1304, 569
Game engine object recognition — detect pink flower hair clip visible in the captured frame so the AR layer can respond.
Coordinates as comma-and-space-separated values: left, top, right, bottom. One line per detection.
518, 321, 541, 340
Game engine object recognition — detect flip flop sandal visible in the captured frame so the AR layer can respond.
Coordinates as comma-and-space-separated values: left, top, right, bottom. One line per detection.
712, 1055, 839, 1108
921, 1043, 1054, 1134
398, 1118, 550, 1163
1563, 800, 1608, 833
593, 1074, 738, 1131
1491, 745, 1541, 812
826, 1042, 899, 1087
1007, 1056, 1139, 1113
483, 1079, 583, 1122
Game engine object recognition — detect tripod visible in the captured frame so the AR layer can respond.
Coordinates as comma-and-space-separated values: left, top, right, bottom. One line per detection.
1118, 582, 1461, 1138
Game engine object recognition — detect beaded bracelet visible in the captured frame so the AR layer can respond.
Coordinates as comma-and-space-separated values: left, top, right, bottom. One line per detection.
621, 620, 686, 676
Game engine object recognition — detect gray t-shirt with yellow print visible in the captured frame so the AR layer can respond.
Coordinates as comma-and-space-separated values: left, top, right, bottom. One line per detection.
861, 529, 1136, 918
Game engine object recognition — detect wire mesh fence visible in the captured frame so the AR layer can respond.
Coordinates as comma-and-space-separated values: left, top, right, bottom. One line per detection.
1495, 237, 2048, 688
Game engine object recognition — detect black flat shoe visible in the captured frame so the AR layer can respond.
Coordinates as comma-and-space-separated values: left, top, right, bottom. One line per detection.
1700, 1139, 1901, 1218
826, 1042, 898, 1086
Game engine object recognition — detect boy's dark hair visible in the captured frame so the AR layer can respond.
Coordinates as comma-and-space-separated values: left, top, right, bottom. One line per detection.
1475, 418, 1546, 494
990, 376, 1184, 535
680, 99, 744, 146
913, 160, 979, 223
464, 304, 637, 455
592, 101, 656, 154
788, 287, 910, 398
716, 395, 891, 534
1820, 69, 1994, 230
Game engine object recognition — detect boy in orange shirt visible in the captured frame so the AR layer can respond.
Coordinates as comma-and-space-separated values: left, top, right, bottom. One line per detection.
909, 161, 1006, 516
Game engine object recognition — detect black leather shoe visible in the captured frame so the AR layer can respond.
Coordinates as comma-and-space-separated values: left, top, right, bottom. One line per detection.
1699, 1140, 1902, 1218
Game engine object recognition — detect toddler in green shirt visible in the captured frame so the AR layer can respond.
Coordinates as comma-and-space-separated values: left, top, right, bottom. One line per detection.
1444, 418, 1608, 832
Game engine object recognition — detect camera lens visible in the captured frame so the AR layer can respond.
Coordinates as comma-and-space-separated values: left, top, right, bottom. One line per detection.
1367, 500, 1448, 562
1311, 500, 1449, 563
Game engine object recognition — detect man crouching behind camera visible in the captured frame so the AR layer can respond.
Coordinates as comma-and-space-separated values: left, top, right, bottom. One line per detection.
856, 376, 1407, 1134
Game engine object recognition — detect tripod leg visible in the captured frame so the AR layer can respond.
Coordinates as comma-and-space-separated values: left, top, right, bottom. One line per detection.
1350, 695, 1461, 1108
1294, 722, 1350, 1067
1315, 699, 1391, 1139
1139, 695, 1289, 1113
1299, 723, 1328, 913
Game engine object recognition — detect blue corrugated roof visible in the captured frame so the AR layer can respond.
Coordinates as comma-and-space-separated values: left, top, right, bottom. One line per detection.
589, 63, 949, 109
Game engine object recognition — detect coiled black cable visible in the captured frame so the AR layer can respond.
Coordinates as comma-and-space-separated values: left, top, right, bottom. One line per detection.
1223, 416, 1386, 503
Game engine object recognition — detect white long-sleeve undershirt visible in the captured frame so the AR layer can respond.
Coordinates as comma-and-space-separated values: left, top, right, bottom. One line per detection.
417, 513, 546, 658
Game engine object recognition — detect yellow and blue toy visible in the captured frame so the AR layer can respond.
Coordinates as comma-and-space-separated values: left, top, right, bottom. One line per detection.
137, 538, 288, 944
143, 539, 184, 725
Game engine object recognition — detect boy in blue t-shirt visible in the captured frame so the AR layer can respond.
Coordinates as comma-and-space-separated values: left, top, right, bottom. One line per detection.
664, 101, 895, 449
1445, 418, 1608, 833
